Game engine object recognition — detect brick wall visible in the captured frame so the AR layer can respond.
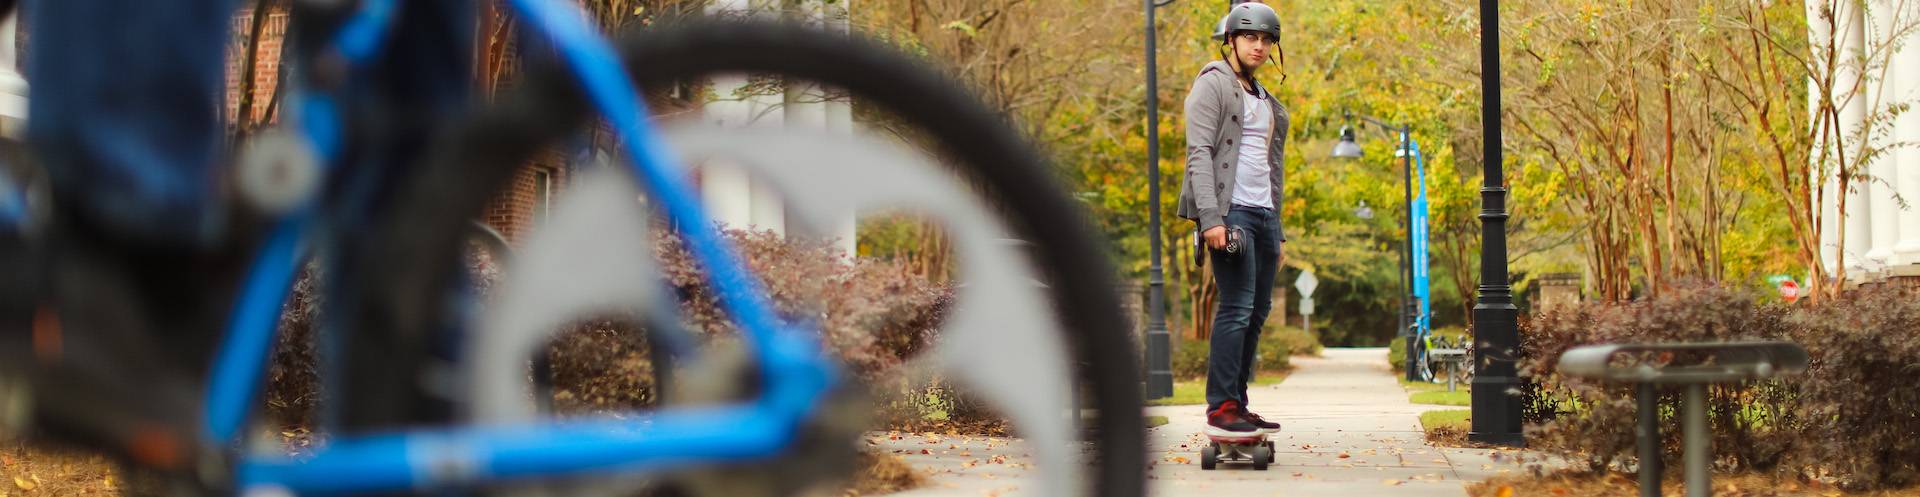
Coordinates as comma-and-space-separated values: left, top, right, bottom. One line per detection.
483, 150, 569, 244
225, 8, 289, 126
210, 9, 709, 245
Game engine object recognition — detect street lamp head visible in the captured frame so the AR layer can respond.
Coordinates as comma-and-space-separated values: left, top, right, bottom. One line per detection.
1331, 125, 1363, 159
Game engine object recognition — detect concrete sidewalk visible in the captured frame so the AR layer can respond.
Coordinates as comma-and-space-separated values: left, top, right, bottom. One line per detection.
870, 348, 1538, 497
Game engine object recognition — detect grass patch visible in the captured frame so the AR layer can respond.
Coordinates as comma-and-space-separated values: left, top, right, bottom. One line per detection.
1420, 410, 1472, 447
1400, 377, 1451, 393
1148, 371, 1291, 406
1145, 416, 1170, 429
1411, 389, 1471, 406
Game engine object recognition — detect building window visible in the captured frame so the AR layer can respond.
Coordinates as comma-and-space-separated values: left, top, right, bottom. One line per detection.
532, 168, 553, 225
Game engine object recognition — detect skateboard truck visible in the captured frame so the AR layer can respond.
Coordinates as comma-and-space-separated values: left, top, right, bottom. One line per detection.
1200, 433, 1274, 471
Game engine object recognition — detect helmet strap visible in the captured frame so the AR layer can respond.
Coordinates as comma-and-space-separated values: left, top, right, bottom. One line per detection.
1222, 39, 1257, 89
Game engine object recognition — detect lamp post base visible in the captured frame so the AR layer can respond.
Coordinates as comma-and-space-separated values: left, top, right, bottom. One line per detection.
1468, 373, 1526, 447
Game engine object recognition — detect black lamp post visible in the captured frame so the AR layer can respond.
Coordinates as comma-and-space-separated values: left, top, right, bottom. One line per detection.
1469, 0, 1525, 447
1143, 0, 1241, 401
1331, 115, 1420, 382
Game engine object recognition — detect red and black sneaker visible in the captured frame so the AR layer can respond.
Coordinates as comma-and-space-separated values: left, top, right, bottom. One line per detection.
1240, 407, 1281, 433
1205, 400, 1261, 438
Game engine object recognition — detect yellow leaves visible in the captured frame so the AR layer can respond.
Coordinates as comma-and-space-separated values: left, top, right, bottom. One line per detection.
1494, 485, 1515, 497
11, 476, 32, 491
940, 20, 979, 38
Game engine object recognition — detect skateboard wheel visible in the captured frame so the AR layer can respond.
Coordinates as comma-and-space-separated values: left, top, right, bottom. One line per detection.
1252, 445, 1272, 471
1201, 444, 1218, 470
1263, 440, 1276, 462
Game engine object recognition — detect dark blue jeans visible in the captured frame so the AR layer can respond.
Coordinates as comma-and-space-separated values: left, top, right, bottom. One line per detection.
27, 0, 235, 248
1205, 205, 1282, 414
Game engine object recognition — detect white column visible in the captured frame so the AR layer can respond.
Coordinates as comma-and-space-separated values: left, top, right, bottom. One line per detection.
0, 14, 26, 139
1811, 0, 1841, 274
1892, 4, 1920, 267
1812, 0, 1874, 278
823, 0, 858, 256
706, 0, 785, 234
1841, 0, 1874, 278
781, 0, 835, 247
1865, 0, 1902, 270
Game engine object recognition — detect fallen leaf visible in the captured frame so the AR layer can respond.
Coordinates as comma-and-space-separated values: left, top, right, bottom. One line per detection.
1495, 485, 1515, 497
12, 477, 32, 491
1338, 452, 1352, 459
1550, 486, 1568, 495
920, 449, 931, 455
1382, 479, 1404, 486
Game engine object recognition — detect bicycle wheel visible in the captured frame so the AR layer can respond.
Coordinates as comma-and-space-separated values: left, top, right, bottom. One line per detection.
348, 20, 1144, 497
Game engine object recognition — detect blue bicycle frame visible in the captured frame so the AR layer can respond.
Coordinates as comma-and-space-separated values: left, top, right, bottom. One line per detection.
198, 0, 837, 494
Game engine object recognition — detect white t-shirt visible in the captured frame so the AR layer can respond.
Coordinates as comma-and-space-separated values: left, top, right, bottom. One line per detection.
1231, 91, 1274, 209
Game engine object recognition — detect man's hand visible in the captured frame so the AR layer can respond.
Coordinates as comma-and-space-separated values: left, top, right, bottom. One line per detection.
1277, 240, 1287, 266
1204, 226, 1228, 250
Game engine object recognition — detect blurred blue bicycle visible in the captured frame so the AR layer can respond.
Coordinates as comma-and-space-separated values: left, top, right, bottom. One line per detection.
0, 1, 1146, 496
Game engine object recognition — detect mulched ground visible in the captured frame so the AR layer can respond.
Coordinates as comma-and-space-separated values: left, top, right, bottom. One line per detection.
1468, 468, 1920, 497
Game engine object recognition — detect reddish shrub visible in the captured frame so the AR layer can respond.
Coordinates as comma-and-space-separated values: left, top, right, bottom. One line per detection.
1520, 280, 1920, 489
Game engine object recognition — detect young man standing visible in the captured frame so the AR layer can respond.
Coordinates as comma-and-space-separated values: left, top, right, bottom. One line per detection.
1177, 1, 1289, 437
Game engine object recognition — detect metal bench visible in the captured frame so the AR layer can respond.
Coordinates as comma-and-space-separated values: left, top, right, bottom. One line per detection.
1556, 341, 1808, 497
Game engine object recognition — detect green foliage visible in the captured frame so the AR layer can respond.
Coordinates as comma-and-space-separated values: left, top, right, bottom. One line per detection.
1388, 334, 1407, 372
1172, 335, 1211, 381
1264, 324, 1323, 357
1172, 326, 1309, 383
1256, 330, 1294, 373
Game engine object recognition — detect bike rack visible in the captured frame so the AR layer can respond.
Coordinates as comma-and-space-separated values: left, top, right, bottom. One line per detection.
1556, 341, 1808, 497
1428, 347, 1467, 392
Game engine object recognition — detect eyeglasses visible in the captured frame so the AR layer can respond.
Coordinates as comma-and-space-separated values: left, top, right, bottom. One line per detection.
1234, 32, 1278, 46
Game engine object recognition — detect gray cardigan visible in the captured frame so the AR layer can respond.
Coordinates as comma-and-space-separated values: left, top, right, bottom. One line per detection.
1176, 60, 1289, 240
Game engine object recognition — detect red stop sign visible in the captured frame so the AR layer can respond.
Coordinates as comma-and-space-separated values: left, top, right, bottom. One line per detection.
1779, 280, 1800, 302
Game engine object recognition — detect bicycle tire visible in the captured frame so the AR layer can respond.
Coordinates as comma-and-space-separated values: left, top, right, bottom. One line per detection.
346, 20, 1144, 497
